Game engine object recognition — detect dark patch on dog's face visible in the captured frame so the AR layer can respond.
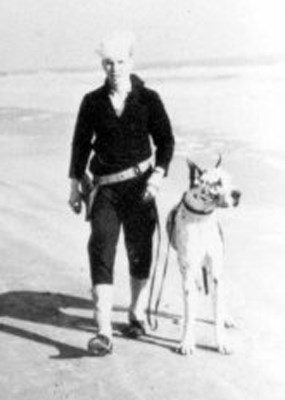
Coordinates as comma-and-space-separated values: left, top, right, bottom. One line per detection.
231, 190, 241, 207
187, 160, 203, 189
190, 170, 223, 203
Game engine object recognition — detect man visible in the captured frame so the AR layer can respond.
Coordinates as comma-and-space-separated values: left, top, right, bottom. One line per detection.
68, 32, 174, 356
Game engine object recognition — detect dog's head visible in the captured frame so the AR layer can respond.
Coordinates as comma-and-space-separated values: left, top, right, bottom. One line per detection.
187, 156, 241, 209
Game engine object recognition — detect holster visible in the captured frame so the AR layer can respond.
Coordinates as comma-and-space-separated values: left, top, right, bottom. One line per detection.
80, 174, 100, 221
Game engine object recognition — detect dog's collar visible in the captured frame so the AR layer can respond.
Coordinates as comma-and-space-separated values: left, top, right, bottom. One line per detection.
182, 194, 214, 216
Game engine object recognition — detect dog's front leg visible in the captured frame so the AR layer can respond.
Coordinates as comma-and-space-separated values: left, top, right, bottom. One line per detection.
213, 277, 232, 355
178, 268, 197, 355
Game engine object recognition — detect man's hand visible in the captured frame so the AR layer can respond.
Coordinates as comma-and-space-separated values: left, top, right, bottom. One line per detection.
68, 179, 82, 214
143, 167, 164, 203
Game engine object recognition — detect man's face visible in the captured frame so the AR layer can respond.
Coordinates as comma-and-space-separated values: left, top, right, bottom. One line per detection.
102, 51, 133, 88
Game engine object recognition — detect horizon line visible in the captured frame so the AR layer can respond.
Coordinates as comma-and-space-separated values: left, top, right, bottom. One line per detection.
1, 53, 285, 76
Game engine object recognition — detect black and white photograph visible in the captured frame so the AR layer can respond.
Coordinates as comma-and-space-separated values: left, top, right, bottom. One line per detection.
0, 1, 284, 399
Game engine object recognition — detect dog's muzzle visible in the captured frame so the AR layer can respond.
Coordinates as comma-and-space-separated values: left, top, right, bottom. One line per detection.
212, 189, 241, 208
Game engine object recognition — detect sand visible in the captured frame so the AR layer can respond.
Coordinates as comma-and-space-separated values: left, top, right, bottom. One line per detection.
0, 69, 285, 399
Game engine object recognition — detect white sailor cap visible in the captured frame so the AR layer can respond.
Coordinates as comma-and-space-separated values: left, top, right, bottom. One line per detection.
98, 31, 136, 60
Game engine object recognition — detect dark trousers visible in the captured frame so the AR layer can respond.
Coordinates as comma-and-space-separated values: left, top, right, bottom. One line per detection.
88, 172, 157, 285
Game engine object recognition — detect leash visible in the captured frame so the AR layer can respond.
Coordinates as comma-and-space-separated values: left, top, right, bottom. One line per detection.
147, 229, 172, 330
146, 200, 181, 330
146, 204, 162, 330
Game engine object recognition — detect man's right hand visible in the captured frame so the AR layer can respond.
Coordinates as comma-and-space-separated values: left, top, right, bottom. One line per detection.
68, 179, 82, 214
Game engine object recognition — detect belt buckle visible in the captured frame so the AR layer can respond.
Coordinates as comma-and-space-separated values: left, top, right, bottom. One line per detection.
133, 164, 142, 176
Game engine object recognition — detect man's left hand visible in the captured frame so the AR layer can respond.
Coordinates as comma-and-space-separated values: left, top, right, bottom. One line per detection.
143, 167, 164, 202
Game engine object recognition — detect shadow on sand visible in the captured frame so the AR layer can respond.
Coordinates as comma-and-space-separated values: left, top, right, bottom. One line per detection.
0, 291, 181, 359
0, 291, 96, 359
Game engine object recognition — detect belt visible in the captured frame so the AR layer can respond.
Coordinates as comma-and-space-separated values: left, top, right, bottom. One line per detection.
94, 157, 154, 185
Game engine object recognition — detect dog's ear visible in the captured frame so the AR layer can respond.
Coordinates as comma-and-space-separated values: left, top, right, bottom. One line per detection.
186, 158, 202, 188
215, 154, 222, 168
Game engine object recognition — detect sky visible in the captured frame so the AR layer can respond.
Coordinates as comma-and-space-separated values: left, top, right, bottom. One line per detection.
1, 0, 285, 71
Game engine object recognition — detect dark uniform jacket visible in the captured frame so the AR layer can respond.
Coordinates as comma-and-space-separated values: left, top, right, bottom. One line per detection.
69, 74, 174, 180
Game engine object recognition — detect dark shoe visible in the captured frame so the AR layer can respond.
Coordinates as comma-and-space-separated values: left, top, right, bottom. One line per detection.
87, 333, 113, 356
123, 319, 146, 338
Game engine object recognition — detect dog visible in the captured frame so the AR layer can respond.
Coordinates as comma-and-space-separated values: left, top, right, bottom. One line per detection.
166, 156, 241, 355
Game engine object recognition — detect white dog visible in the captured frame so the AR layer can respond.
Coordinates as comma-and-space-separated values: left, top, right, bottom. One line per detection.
166, 157, 241, 355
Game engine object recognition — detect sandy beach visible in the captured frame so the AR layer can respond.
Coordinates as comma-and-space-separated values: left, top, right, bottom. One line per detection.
0, 65, 285, 399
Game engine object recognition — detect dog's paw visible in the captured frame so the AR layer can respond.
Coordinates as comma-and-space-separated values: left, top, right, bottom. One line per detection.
217, 343, 233, 355
177, 342, 195, 356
